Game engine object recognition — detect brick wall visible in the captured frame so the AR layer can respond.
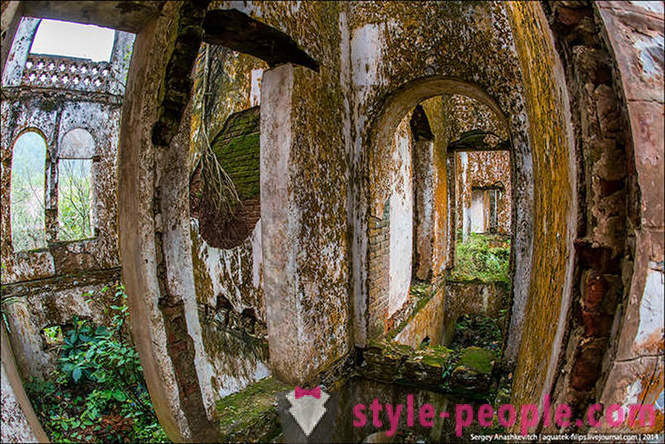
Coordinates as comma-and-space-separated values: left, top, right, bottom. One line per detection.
367, 199, 390, 339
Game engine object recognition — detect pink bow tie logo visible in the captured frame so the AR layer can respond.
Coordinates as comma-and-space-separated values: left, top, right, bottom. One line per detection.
294, 386, 321, 399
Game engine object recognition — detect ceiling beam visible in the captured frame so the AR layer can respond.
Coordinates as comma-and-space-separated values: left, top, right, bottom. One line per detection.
20, 1, 166, 33
202, 9, 319, 72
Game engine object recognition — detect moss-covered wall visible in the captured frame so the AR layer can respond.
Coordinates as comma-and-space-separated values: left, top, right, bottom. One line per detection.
201, 1, 353, 383
421, 96, 450, 276
352, 1, 534, 355
187, 27, 270, 401
505, 1, 577, 410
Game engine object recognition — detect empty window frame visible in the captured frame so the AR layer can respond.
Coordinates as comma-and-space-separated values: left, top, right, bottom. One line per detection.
10, 131, 48, 251
470, 186, 502, 234
57, 129, 95, 241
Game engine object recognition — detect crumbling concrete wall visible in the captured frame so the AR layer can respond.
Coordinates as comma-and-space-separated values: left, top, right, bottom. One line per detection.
393, 286, 445, 349
505, 0, 579, 414
593, 2, 664, 433
3, 2, 660, 442
219, 0, 354, 385
118, 2, 354, 440
354, 2, 533, 350
0, 19, 133, 379
188, 43, 271, 401
532, 1, 663, 433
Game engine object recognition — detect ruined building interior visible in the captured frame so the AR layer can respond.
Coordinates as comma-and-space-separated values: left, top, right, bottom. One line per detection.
1, 1, 663, 443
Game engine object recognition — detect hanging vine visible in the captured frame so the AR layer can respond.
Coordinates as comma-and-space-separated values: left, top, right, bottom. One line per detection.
193, 44, 242, 223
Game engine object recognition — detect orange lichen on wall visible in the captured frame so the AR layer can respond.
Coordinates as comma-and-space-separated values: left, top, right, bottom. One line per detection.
422, 97, 449, 276
506, 1, 576, 408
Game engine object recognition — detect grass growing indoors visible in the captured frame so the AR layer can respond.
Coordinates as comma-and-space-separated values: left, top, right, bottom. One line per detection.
449, 232, 510, 283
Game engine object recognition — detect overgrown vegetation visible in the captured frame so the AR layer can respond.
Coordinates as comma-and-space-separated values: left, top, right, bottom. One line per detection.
449, 312, 505, 353
24, 284, 169, 443
450, 232, 510, 283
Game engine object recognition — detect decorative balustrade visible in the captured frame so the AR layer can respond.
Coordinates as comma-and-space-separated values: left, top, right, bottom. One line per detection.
20, 54, 113, 93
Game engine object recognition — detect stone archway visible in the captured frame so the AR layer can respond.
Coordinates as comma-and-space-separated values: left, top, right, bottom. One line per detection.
359, 77, 534, 355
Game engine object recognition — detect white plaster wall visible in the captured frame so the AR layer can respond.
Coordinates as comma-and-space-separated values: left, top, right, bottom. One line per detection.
350, 21, 384, 346
459, 152, 470, 241
470, 189, 485, 233
635, 264, 664, 348
388, 119, 413, 316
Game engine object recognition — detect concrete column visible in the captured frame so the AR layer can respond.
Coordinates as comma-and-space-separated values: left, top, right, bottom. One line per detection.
0, 0, 23, 78
260, 64, 301, 383
410, 105, 435, 281
109, 30, 136, 96
445, 152, 457, 269
1, 16, 39, 86
261, 63, 351, 384
412, 138, 434, 281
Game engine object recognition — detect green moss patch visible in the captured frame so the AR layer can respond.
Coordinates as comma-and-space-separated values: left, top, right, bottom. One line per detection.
216, 376, 291, 442
459, 346, 495, 375
211, 107, 261, 201
414, 345, 453, 368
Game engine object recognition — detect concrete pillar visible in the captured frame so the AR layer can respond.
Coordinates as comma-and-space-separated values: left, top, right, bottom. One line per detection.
412, 139, 435, 281
1, 0, 23, 79
260, 63, 351, 384
445, 152, 457, 269
1, 324, 49, 443
260, 64, 300, 383
411, 104, 435, 281
1, 16, 39, 86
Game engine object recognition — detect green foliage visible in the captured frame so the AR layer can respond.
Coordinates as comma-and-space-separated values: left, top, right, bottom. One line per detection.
10, 131, 47, 251
25, 283, 169, 443
57, 159, 93, 241
450, 313, 505, 352
450, 233, 510, 283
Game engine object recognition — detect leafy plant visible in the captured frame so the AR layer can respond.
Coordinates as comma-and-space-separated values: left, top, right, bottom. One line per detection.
24, 283, 169, 443
450, 313, 504, 352
450, 233, 511, 283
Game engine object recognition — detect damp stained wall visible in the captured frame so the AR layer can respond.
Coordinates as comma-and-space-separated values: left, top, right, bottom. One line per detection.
188, 43, 271, 401
352, 1, 534, 352
208, 0, 354, 383
505, 1, 578, 410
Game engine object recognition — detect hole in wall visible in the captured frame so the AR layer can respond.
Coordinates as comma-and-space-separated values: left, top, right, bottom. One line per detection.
191, 107, 261, 249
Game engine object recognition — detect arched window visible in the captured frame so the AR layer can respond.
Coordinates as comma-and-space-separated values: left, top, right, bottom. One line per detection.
30, 19, 115, 62
57, 128, 95, 241
10, 131, 47, 251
